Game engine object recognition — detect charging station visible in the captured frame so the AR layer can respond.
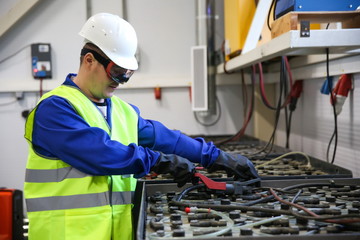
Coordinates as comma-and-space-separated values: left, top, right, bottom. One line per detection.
31, 43, 52, 79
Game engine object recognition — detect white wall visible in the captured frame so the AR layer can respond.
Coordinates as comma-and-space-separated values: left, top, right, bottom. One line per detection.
0, 0, 86, 92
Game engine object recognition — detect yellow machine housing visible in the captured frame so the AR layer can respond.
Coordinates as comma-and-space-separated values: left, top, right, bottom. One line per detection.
224, 0, 256, 60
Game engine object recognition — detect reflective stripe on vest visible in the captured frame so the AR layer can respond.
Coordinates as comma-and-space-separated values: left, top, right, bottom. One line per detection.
25, 167, 89, 183
26, 191, 134, 212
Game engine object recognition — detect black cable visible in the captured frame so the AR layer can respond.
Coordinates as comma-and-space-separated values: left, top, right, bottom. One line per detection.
283, 60, 290, 148
326, 130, 336, 163
267, 0, 276, 31
171, 182, 360, 223
0, 98, 18, 106
253, 57, 286, 157
171, 199, 360, 222
0, 44, 31, 65
291, 189, 303, 203
325, 48, 338, 164
174, 184, 205, 202
238, 182, 351, 207
193, 96, 221, 127
285, 110, 293, 149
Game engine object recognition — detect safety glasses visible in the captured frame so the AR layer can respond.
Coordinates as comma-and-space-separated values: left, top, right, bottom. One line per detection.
81, 48, 134, 84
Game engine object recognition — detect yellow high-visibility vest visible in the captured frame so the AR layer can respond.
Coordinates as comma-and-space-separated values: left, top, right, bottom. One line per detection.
24, 84, 138, 240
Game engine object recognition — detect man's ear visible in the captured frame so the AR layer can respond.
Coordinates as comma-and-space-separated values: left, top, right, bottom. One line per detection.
84, 53, 95, 65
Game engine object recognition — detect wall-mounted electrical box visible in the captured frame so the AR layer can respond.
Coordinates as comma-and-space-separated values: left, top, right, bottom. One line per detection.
31, 43, 52, 79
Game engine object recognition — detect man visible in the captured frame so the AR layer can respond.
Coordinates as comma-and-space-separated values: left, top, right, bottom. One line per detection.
24, 13, 258, 240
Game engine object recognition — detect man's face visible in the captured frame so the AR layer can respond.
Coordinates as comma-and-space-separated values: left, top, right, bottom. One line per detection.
87, 60, 119, 102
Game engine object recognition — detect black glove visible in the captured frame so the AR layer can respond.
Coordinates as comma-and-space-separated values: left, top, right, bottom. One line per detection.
151, 153, 195, 187
207, 151, 259, 180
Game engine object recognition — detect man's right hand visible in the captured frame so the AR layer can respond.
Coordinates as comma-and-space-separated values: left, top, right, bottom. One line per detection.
151, 153, 195, 187
207, 151, 259, 180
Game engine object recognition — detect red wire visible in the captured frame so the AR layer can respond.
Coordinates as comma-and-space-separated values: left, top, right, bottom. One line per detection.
270, 188, 360, 224
214, 67, 255, 145
39, 78, 43, 97
258, 56, 293, 109
231, 69, 254, 141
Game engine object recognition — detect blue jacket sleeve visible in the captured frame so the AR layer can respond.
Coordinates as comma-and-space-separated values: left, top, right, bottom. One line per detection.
32, 96, 160, 178
133, 104, 220, 167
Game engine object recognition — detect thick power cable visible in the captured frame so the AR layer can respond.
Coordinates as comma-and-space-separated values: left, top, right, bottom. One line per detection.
325, 48, 338, 164
258, 56, 293, 110
249, 58, 287, 157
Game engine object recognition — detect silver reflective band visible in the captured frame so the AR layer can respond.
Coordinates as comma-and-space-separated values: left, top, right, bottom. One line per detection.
26, 191, 134, 212
112, 191, 134, 205
25, 167, 90, 183
26, 192, 109, 212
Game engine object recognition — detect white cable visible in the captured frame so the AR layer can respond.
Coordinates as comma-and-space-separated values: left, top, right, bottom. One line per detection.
256, 151, 312, 169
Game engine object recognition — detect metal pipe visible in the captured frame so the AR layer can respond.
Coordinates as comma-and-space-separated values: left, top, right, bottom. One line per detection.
206, 0, 216, 115
86, 0, 92, 20
196, 0, 216, 115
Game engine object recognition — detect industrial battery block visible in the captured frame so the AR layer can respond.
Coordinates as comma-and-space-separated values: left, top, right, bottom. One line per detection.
134, 178, 360, 239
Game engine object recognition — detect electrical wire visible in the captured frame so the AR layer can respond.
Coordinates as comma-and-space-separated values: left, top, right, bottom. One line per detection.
269, 188, 360, 224
326, 130, 336, 163
193, 96, 221, 127
266, 0, 276, 31
170, 182, 360, 225
214, 68, 255, 146
249, 58, 287, 157
148, 208, 234, 240
283, 71, 290, 148
325, 48, 338, 164
0, 44, 31, 65
258, 57, 293, 110
174, 184, 205, 202
291, 189, 303, 203
270, 188, 319, 217
252, 56, 296, 156
171, 196, 360, 223
255, 151, 312, 169
285, 109, 293, 148
39, 78, 44, 97
0, 98, 18, 106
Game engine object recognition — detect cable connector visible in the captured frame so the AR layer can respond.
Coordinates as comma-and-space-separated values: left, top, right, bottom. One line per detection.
320, 76, 333, 95
289, 80, 303, 111
331, 74, 353, 115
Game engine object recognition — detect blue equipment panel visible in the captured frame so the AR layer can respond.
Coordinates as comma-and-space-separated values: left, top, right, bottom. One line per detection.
275, 0, 360, 19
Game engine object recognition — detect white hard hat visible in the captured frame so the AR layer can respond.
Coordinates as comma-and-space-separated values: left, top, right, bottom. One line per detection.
79, 13, 138, 70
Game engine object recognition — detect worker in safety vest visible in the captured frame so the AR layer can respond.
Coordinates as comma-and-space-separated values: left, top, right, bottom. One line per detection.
24, 13, 258, 240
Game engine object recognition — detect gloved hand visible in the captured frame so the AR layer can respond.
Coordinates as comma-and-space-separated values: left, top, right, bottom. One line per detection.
207, 151, 259, 180
151, 153, 195, 187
